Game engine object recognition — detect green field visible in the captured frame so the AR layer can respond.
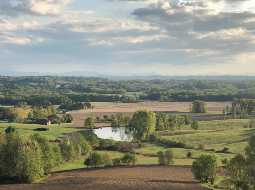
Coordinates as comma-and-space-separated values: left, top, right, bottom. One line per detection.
1, 119, 253, 171
0, 122, 83, 140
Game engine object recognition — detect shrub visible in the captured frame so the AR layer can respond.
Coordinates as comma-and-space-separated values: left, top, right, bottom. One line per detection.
98, 139, 139, 152
157, 138, 187, 148
121, 153, 136, 166
5, 126, 15, 134
192, 155, 217, 184
84, 117, 95, 129
157, 150, 174, 165
165, 150, 174, 165
85, 152, 112, 168
157, 151, 165, 165
187, 151, 192, 158
192, 101, 207, 113
61, 114, 73, 123
191, 120, 199, 130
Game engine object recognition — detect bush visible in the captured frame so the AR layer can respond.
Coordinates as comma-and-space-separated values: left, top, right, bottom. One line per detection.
85, 152, 112, 168
192, 101, 207, 113
165, 150, 174, 165
121, 153, 136, 166
157, 150, 174, 165
98, 139, 139, 152
191, 120, 199, 130
5, 126, 15, 134
157, 138, 187, 148
187, 151, 192, 158
192, 155, 217, 184
84, 117, 95, 129
61, 114, 73, 123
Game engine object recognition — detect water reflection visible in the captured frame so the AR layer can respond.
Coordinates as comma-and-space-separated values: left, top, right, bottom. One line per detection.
93, 127, 132, 142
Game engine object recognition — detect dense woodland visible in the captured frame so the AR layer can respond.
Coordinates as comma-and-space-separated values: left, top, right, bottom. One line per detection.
1, 76, 255, 106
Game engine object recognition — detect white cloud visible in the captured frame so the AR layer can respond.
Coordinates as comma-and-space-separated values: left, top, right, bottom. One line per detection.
0, 0, 72, 16
88, 33, 169, 46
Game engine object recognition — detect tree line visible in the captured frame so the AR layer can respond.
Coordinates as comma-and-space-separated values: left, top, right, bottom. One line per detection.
2, 76, 255, 106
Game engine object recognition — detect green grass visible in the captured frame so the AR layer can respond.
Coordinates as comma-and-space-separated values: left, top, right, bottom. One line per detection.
0, 122, 83, 140
134, 119, 253, 166
53, 159, 86, 172
1, 119, 253, 172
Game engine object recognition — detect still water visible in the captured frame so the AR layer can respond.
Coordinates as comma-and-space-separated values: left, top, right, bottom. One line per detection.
93, 127, 132, 142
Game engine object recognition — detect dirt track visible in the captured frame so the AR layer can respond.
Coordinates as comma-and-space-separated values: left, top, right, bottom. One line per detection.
0, 166, 208, 190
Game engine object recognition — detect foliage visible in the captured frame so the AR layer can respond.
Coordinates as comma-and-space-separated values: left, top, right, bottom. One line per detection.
192, 101, 207, 113
61, 113, 73, 123
60, 134, 91, 162
121, 153, 136, 166
226, 154, 249, 190
157, 150, 174, 165
192, 154, 217, 184
155, 113, 187, 131
128, 110, 156, 141
0, 131, 45, 183
84, 152, 112, 168
191, 120, 199, 130
2, 77, 255, 106
84, 117, 95, 129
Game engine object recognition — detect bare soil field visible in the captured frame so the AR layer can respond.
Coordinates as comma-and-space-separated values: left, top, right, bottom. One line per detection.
70, 101, 230, 127
0, 166, 208, 190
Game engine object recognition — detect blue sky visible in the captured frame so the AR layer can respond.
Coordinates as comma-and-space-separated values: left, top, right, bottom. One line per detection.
0, 0, 255, 76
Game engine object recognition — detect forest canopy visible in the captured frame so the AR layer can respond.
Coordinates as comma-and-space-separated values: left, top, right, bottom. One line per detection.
1, 76, 255, 106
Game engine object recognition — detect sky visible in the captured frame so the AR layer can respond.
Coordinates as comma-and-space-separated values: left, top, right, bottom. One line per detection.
0, 0, 255, 76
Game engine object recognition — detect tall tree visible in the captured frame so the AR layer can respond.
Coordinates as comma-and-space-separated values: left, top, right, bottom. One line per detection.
128, 110, 156, 141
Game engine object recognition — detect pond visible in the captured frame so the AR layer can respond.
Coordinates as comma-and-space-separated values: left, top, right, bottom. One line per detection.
93, 127, 132, 142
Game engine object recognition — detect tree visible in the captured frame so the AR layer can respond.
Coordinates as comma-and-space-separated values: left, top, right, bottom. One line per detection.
61, 113, 73, 123
128, 110, 156, 141
31, 134, 55, 174
0, 131, 45, 183
59, 138, 76, 161
192, 101, 207, 113
157, 150, 174, 165
157, 151, 165, 165
164, 150, 174, 165
84, 117, 95, 129
226, 154, 249, 190
192, 155, 217, 184
246, 135, 255, 188
191, 120, 199, 130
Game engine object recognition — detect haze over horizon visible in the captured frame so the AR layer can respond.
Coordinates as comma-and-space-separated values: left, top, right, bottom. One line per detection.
0, 0, 255, 76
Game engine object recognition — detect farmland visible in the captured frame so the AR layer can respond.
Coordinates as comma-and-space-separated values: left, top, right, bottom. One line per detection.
0, 166, 208, 190
70, 101, 230, 127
